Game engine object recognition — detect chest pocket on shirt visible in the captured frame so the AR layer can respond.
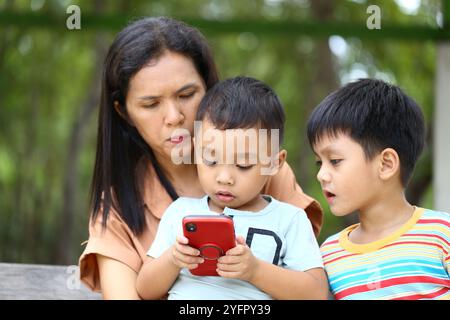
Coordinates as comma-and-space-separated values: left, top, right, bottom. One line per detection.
246, 227, 282, 265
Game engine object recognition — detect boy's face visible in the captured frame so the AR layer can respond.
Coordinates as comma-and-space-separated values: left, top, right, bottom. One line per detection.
313, 133, 382, 216
195, 119, 285, 212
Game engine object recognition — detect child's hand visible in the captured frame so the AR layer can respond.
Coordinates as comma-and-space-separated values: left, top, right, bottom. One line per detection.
170, 235, 204, 270
216, 236, 259, 281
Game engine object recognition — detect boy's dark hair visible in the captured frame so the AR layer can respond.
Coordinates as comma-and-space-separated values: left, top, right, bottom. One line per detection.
307, 78, 425, 186
196, 76, 285, 144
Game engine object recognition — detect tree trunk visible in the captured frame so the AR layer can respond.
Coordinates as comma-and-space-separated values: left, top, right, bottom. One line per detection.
56, 33, 108, 264
296, 0, 348, 222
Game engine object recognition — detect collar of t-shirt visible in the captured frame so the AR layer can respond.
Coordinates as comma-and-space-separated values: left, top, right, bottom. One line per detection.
201, 195, 280, 218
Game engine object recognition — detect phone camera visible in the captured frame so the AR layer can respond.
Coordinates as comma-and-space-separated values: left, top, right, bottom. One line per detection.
185, 222, 197, 232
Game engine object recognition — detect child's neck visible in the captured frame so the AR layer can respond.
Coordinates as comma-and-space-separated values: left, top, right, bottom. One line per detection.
350, 193, 415, 244
209, 194, 269, 214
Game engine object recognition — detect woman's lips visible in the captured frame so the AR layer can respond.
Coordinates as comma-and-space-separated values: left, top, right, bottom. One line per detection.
169, 135, 187, 144
215, 191, 235, 202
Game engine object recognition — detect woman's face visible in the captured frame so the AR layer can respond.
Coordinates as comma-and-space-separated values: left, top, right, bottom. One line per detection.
125, 50, 206, 162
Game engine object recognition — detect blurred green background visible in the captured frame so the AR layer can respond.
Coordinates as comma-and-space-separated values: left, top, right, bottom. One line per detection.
0, 0, 445, 265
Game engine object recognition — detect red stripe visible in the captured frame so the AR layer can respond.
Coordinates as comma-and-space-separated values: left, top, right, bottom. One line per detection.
382, 241, 445, 252
322, 249, 346, 259
322, 239, 339, 246
335, 276, 450, 300
391, 287, 450, 300
418, 218, 450, 229
326, 253, 358, 265
403, 233, 450, 248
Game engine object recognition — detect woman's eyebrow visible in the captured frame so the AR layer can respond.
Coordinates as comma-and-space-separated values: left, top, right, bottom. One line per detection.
138, 95, 159, 101
137, 83, 199, 101
175, 83, 198, 94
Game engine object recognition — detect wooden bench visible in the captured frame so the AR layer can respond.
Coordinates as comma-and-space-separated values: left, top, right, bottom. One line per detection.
0, 263, 102, 300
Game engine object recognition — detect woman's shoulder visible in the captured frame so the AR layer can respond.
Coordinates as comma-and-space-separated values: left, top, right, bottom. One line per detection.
263, 162, 317, 207
263, 161, 323, 237
88, 202, 133, 237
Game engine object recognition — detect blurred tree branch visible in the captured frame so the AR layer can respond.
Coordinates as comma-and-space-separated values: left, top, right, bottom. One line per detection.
0, 11, 449, 40
56, 0, 109, 264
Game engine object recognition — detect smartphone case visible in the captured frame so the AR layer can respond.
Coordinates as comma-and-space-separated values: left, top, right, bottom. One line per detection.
182, 215, 236, 276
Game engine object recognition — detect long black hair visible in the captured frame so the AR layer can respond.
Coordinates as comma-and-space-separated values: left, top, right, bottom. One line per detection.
91, 17, 219, 234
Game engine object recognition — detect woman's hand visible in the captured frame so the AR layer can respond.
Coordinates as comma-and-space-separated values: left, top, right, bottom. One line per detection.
170, 235, 204, 270
216, 236, 259, 281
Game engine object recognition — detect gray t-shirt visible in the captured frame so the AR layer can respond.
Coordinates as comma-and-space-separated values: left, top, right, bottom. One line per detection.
147, 195, 323, 300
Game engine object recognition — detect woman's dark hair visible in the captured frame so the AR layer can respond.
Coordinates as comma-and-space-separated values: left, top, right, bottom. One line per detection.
196, 76, 285, 145
307, 78, 425, 186
91, 17, 219, 234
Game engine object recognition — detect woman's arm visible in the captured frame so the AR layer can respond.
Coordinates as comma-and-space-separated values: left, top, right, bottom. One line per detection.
97, 254, 141, 300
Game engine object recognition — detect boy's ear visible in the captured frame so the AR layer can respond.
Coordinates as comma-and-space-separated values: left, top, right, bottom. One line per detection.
378, 148, 400, 181
114, 101, 134, 126
272, 149, 287, 169
277, 149, 287, 168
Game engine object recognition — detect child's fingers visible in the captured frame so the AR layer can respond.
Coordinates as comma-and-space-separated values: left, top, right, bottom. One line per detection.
172, 248, 204, 266
225, 244, 247, 256
217, 255, 240, 265
176, 235, 189, 245
175, 241, 200, 257
173, 251, 204, 264
171, 238, 204, 268
216, 269, 240, 279
217, 264, 239, 273
216, 261, 240, 272
235, 235, 246, 245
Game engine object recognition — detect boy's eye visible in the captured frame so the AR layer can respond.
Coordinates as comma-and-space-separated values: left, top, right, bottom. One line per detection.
236, 164, 253, 170
203, 158, 216, 166
315, 160, 322, 167
330, 159, 342, 166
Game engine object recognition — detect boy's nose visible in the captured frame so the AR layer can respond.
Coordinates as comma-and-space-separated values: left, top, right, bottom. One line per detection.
216, 169, 234, 185
316, 166, 331, 184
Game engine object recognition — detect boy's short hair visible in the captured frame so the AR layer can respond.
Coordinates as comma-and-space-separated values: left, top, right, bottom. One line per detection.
307, 78, 425, 186
196, 76, 285, 144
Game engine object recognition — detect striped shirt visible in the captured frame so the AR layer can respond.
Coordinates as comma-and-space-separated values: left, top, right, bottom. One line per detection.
321, 207, 450, 300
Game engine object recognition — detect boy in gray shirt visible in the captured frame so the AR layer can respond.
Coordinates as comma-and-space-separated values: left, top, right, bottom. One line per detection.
137, 77, 327, 300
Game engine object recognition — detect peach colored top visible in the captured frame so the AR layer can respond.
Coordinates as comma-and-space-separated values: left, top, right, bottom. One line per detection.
78, 160, 323, 291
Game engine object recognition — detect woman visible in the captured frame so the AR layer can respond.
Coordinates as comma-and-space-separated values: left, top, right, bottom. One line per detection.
79, 17, 323, 299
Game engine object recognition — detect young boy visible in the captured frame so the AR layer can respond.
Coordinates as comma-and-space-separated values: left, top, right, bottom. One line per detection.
307, 78, 450, 300
136, 76, 328, 300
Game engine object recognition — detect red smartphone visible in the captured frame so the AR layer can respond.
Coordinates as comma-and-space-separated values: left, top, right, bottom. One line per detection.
182, 215, 236, 276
